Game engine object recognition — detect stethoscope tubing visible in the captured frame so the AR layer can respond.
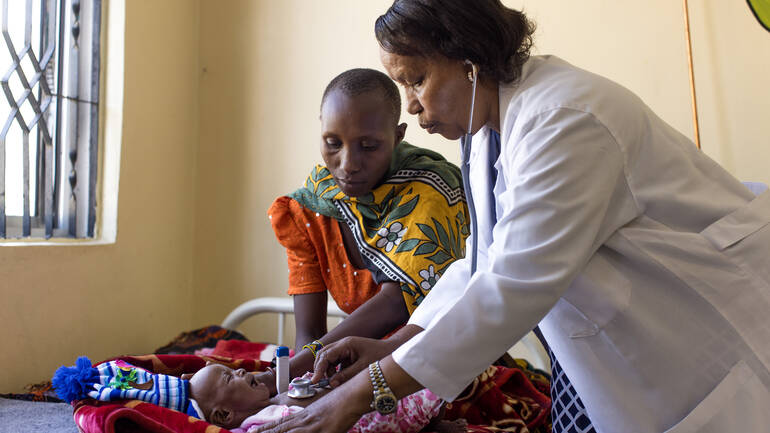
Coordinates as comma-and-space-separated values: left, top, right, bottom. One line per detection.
461, 63, 480, 275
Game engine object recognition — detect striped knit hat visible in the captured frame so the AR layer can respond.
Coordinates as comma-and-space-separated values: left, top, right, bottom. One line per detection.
53, 357, 203, 418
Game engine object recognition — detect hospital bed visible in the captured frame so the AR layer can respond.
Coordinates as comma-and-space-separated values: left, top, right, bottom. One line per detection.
221, 296, 552, 372
0, 298, 550, 433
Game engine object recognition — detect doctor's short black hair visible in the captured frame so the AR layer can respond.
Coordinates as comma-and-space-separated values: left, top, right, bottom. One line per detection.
321, 68, 401, 123
375, 0, 536, 84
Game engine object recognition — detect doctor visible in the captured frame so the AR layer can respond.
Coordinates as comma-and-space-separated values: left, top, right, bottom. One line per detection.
256, 0, 770, 432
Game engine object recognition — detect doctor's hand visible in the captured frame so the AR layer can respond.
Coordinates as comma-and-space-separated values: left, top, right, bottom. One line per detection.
311, 336, 389, 388
250, 371, 373, 433
311, 324, 424, 388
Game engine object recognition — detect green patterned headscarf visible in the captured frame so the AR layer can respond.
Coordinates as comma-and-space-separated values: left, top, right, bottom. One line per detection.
289, 141, 469, 313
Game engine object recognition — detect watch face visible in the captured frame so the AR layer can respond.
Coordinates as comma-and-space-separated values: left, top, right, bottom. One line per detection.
374, 393, 397, 414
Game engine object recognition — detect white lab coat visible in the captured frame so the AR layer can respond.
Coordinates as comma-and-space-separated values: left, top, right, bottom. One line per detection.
392, 56, 770, 433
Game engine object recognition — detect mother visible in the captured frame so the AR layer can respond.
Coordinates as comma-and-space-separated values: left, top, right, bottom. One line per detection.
259, 1, 770, 432
260, 67, 469, 390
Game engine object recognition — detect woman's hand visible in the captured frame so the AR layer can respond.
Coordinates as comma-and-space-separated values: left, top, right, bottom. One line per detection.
311, 336, 395, 388
251, 371, 373, 433
311, 324, 423, 387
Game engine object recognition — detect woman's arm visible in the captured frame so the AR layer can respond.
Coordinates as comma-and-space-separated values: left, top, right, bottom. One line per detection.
293, 292, 328, 353
287, 281, 409, 380
319, 281, 409, 343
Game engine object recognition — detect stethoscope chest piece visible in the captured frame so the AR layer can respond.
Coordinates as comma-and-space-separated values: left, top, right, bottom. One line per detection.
287, 378, 316, 399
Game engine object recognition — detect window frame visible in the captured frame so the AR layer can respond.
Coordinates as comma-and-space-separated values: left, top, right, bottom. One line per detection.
1, 0, 122, 245
0, 0, 115, 242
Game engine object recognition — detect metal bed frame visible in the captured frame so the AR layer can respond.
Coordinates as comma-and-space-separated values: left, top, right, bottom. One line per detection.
221, 296, 550, 371
222, 297, 347, 347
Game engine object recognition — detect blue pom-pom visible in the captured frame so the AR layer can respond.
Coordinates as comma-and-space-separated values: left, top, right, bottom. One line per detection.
52, 357, 100, 403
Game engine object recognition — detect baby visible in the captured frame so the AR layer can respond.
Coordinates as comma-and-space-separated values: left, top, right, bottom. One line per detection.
188, 362, 323, 429
189, 363, 465, 433
53, 357, 319, 428
54, 357, 463, 432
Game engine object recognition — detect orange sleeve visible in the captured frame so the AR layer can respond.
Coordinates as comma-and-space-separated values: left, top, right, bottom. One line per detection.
267, 196, 326, 295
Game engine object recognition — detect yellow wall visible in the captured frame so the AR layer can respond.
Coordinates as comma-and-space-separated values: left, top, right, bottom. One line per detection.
518, 0, 770, 184
2, 0, 768, 391
192, 0, 401, 346
0, 0, 200, 391
192, 0, 770, 347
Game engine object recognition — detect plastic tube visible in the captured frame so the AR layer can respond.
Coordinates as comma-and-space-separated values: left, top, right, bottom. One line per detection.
275, 346, 290, 393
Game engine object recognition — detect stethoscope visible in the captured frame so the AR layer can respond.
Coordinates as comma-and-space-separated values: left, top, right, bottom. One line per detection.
460, 60, 480, 274
461, 63, 551, 353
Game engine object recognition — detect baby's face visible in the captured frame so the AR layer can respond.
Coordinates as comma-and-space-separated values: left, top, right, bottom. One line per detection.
190, 364, 270, 414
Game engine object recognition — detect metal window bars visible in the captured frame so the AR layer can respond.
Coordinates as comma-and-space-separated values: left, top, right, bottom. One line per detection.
0, 0, 100, 239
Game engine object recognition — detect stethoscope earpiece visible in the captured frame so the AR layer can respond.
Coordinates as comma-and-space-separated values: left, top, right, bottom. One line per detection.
464, 59, 479, 83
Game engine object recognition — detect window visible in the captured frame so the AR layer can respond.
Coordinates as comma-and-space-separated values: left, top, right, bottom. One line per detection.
0, 0, 101, 239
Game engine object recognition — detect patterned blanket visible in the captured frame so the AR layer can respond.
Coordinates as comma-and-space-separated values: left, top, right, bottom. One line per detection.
447, 360, 552, 433
5, 326, 551, 433
68, 357, 550, 433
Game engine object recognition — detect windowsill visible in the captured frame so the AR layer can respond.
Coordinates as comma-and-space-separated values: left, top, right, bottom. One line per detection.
0, 218, 117, 245
0, 237, 116, 247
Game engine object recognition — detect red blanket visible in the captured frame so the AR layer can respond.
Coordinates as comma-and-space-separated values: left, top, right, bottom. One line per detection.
446, 361, 552, 433
65, 342, 551, 433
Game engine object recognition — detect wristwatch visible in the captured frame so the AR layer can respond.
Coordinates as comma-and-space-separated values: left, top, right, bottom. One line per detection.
368, 361, 397, 415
